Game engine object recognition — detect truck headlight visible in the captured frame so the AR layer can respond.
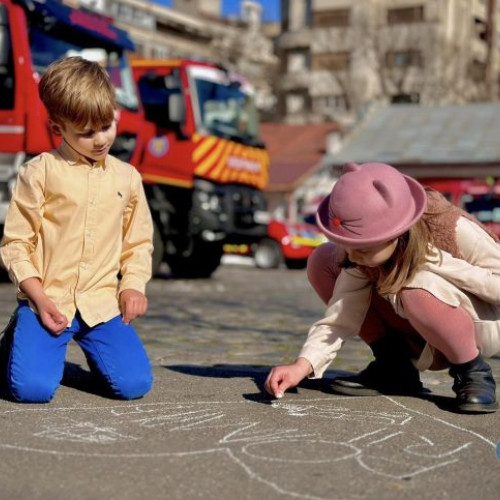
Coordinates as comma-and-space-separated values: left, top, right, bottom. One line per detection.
198, 191, 222, 212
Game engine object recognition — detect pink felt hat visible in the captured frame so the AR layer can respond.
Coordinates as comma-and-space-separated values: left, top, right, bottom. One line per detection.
316, 162, 427, 249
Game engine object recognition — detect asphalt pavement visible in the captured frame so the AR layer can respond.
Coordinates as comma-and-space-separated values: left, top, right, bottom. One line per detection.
0, 262, 499, 500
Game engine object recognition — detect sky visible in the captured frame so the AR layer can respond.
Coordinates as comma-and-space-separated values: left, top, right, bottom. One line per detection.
153, 1, 281, 23
222, 0, 281, 23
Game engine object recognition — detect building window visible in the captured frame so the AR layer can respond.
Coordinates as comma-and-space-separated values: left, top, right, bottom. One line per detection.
286, 92, 309, 114
474, 17, 488, 41
109, 1, 156, 30
312, 52, 350, 71
152, 46, 172, 59
386, 50, 423, 68
313, 8, 350, 28
391, 93, 420, 104
470, 60, 487, 82
313, 95, 347, 114
287, 49, 310, 72
387, 6, 424, 24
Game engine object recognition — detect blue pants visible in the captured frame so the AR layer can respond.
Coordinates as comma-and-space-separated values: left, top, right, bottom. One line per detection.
3, 302, 153, 403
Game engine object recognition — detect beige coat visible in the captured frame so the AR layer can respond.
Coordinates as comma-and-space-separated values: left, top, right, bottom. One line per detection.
299, 216, 500, 377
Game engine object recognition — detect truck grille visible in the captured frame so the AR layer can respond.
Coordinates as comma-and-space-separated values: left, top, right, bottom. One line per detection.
226, 186, 267, 232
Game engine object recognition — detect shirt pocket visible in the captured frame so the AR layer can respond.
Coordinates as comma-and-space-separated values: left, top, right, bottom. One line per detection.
98, 173, 131, 216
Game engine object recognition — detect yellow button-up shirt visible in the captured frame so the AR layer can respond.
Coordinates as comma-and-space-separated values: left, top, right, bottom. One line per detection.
0, 142, 154, 327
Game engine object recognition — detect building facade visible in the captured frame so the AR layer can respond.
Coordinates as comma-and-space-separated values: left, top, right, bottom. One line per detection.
277, 0, 500, 124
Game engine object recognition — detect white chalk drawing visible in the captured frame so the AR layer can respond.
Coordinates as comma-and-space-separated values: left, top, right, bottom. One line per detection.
34, 418, 138, 444
0, 396, 497, 500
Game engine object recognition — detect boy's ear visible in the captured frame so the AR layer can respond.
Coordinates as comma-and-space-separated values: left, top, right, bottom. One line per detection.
48, 119, 63, 136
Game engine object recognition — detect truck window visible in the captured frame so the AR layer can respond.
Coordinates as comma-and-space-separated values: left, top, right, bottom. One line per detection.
0, 5, 14, 110
462, 194, 500, 223
137, 72, 185, 129
193, 78, 260, 145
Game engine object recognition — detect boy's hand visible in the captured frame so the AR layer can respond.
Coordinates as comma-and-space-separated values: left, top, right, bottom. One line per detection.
264, 358, 313, 399
120, 289, 148, 324
19, 277, 67, 335
37, 298, 68, 335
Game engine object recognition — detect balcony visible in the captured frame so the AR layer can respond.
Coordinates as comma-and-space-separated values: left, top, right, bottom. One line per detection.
276, 30, 313, 50
280, 71, 313, 91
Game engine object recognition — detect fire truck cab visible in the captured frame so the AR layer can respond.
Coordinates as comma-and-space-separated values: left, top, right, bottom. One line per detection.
132, 59, 270, 277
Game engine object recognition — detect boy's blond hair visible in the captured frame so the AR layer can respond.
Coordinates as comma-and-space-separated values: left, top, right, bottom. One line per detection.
38, 56, 116, 130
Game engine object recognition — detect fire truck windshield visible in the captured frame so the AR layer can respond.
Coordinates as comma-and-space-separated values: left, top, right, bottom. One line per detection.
29, 26, 139, 112
193, 77, 261, 146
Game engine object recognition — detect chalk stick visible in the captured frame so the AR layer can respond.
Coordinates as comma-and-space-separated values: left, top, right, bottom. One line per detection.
275, 392, 284, 399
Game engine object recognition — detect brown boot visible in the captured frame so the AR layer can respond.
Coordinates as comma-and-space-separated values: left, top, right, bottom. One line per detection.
449, 355, 498, 413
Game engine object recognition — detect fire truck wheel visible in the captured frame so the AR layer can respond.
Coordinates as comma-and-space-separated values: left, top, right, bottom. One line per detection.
254, 238, 283, 269
0, 267, 9, 283
152, 222, 165, 276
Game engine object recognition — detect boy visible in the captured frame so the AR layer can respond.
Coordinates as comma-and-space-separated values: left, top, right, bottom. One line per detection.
0, 56, 154, 403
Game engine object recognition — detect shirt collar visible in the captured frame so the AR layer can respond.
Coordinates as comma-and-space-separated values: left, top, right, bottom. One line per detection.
57, 140, 107, 169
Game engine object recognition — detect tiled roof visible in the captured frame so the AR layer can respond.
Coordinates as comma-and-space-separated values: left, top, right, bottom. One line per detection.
326, 103, 500, 172
260, 122, 341, 192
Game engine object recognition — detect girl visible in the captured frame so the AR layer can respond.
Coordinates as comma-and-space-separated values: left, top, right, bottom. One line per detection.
265, 162, 500, 413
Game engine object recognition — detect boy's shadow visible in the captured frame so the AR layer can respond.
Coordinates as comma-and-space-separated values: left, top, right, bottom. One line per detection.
61, 362, 115, 398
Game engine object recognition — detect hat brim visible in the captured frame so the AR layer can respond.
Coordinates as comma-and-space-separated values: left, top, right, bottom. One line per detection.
316, 175, 427, 249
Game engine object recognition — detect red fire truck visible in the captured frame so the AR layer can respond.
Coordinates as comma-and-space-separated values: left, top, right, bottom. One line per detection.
131, 59, 270, 277
0, 0, 270, 278
421, 177, 500, 237
0, 0, 147, 235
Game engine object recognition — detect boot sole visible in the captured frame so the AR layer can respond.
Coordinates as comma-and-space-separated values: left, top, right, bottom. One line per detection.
330, 382, 382, 397
456, 401, 499, 413
330, 380, 426, 397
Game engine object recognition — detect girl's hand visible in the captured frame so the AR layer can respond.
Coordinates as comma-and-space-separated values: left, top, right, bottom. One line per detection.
36, 297, 68, 335
120, 289, 148, 324
264, 358, 313, 399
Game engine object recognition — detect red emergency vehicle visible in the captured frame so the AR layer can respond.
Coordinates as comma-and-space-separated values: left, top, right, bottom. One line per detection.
421, 178, 500, 237
0, 0, 147, 235
224, 219, 326, 269
131, 59, 270, 277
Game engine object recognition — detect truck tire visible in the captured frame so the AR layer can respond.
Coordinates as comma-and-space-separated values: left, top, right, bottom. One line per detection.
165, 238, 223, 278
152, 222, 164, 276
254, 238, 282, 269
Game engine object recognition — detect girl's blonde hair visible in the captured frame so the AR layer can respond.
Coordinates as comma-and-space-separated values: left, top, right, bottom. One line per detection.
38, 56, 116, 130
375, 218, 439, 295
